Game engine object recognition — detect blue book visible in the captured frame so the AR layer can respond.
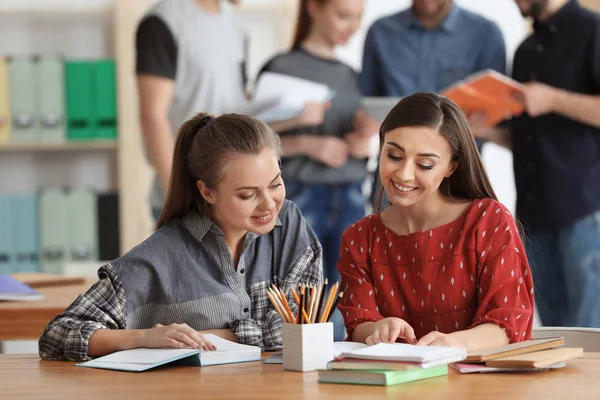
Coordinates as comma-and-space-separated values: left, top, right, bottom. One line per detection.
0, 274, 43, 301
77, 334, 262, 372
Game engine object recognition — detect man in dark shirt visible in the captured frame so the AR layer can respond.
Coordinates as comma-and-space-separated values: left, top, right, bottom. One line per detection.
472, 0, 600, 328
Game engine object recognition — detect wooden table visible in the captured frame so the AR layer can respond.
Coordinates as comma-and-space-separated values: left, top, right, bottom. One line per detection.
1, 353, 599, 399
0, 280, 93, 341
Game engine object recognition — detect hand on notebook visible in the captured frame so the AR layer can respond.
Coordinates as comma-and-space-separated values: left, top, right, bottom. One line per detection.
138, 323, 217, 351
415, 331, 466, 349
365, 318, 417, 345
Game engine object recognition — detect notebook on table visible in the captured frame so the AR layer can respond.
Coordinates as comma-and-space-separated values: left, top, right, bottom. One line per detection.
464, 337, 565, 363
77, 334, 262, 372
485, 347, 584, 369
0, 274, 43, 301
336, 342, 467, 369
318, 364, 448, 386
451, 362, 567, 374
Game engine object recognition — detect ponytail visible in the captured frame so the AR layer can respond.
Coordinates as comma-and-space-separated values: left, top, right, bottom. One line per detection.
292, 0, 312, 48
156, 113, 213, 229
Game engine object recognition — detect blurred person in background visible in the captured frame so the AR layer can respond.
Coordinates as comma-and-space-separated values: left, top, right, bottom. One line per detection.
471, 0, 600, 328
136, 0, 247, 223
258, 0, 380, 340
360, 0, 507, 206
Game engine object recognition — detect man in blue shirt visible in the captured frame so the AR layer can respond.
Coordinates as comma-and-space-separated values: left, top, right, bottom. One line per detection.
360, 0, 506, 99
360, 0, 506, 204
472, 0, 600, 328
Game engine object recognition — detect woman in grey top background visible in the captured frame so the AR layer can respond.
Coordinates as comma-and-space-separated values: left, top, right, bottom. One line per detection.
38, 113, 323, 361
258, 0, 378, 340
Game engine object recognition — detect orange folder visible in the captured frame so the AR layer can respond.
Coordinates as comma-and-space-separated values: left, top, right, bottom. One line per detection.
441, 69, 525, 127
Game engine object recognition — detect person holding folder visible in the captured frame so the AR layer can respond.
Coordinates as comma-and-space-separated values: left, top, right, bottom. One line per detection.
136, 0, 248, 222
337, 93, 534, 351
39, 113, 323, 361
257, 0, 379, 341
470, 0, 600, 328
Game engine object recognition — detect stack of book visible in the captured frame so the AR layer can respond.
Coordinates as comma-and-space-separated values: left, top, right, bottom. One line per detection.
318, 342, 467, 386
452, 337, 583, 373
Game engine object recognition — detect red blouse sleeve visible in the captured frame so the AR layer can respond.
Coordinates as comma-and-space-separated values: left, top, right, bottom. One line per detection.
469, 202, 535, 343
336, 222, 383, 340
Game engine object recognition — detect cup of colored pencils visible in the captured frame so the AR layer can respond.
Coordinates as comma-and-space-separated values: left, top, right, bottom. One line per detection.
269, 280, 345, 372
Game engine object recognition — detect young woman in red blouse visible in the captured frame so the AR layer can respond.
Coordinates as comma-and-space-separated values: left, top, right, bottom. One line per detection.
337, 92, 534, 352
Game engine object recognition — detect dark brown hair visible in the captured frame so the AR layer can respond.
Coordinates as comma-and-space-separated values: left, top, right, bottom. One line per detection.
373, 92, 498, 213
156, 113, 282, 229
293, 0, 329, 48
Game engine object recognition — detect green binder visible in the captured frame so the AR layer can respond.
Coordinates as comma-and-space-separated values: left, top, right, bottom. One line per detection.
65, 61, 93, 141
66, 188, 98, 262
39, 189, 70, 274
9, 57, 38, 143
92, 60, 117, 139
38, 56, 65, 143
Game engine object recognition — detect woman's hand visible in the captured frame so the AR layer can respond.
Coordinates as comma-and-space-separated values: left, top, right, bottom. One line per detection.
365, 317, 417, 345
138, 323, 216, 351
416, 331, 466, 349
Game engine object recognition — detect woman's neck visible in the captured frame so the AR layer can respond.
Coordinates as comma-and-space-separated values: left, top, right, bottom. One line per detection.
381, 193, 466, 235
301, 32, 336, 60
194, 0, 221, 13
208, 210, 246, 268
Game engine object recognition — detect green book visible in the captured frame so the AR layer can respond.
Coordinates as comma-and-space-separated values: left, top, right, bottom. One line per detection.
318, 364, 448, 386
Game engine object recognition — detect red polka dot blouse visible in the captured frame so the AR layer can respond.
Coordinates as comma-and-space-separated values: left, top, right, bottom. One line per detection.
337, 198, 535, 343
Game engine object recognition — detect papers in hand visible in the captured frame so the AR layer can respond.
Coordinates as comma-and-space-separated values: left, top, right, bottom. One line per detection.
247, 72, 334, 123
77, 334, 262, 372
0, 274, 43, 301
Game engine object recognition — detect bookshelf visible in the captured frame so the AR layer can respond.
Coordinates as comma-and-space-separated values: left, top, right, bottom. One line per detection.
1, 0, 299, 257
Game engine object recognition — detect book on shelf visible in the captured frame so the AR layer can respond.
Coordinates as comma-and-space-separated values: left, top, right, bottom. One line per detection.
77, 334, 262, 372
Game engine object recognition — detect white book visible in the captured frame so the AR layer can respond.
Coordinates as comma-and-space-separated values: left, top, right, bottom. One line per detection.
250, 72, 335, 123
77, 334, 262, 372
337, 342, 467, 369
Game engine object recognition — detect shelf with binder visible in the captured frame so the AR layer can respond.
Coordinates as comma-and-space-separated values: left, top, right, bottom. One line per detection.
0, 188, 120, 275
0, 141, 117, 152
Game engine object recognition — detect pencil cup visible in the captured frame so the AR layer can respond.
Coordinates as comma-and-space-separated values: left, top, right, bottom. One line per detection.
282, 322, 334, 372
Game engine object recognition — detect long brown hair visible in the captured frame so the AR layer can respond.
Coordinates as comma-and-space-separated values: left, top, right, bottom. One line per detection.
293, 0, 329, 48
373, 92, 498, 214
156, 113, 282, 229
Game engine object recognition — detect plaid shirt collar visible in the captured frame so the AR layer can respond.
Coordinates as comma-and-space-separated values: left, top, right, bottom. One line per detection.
182, 207, 283, 244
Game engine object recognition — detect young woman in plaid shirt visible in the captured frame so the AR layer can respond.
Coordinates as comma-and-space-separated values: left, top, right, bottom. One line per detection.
39, 113, 323, 361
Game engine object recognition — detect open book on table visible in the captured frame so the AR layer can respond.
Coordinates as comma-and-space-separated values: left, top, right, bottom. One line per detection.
440, 69, 525, 127
77, 334, 262, 372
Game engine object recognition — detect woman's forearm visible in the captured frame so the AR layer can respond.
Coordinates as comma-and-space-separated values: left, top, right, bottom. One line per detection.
88, 329, 145, 357
448, 323, 510, 352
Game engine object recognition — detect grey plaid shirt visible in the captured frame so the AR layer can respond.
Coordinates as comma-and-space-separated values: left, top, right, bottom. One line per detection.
39, 200, 323, 361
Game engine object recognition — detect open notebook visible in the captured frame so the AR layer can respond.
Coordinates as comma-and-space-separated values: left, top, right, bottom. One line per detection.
77, 334, 262, 372
336, 342, 467, 369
